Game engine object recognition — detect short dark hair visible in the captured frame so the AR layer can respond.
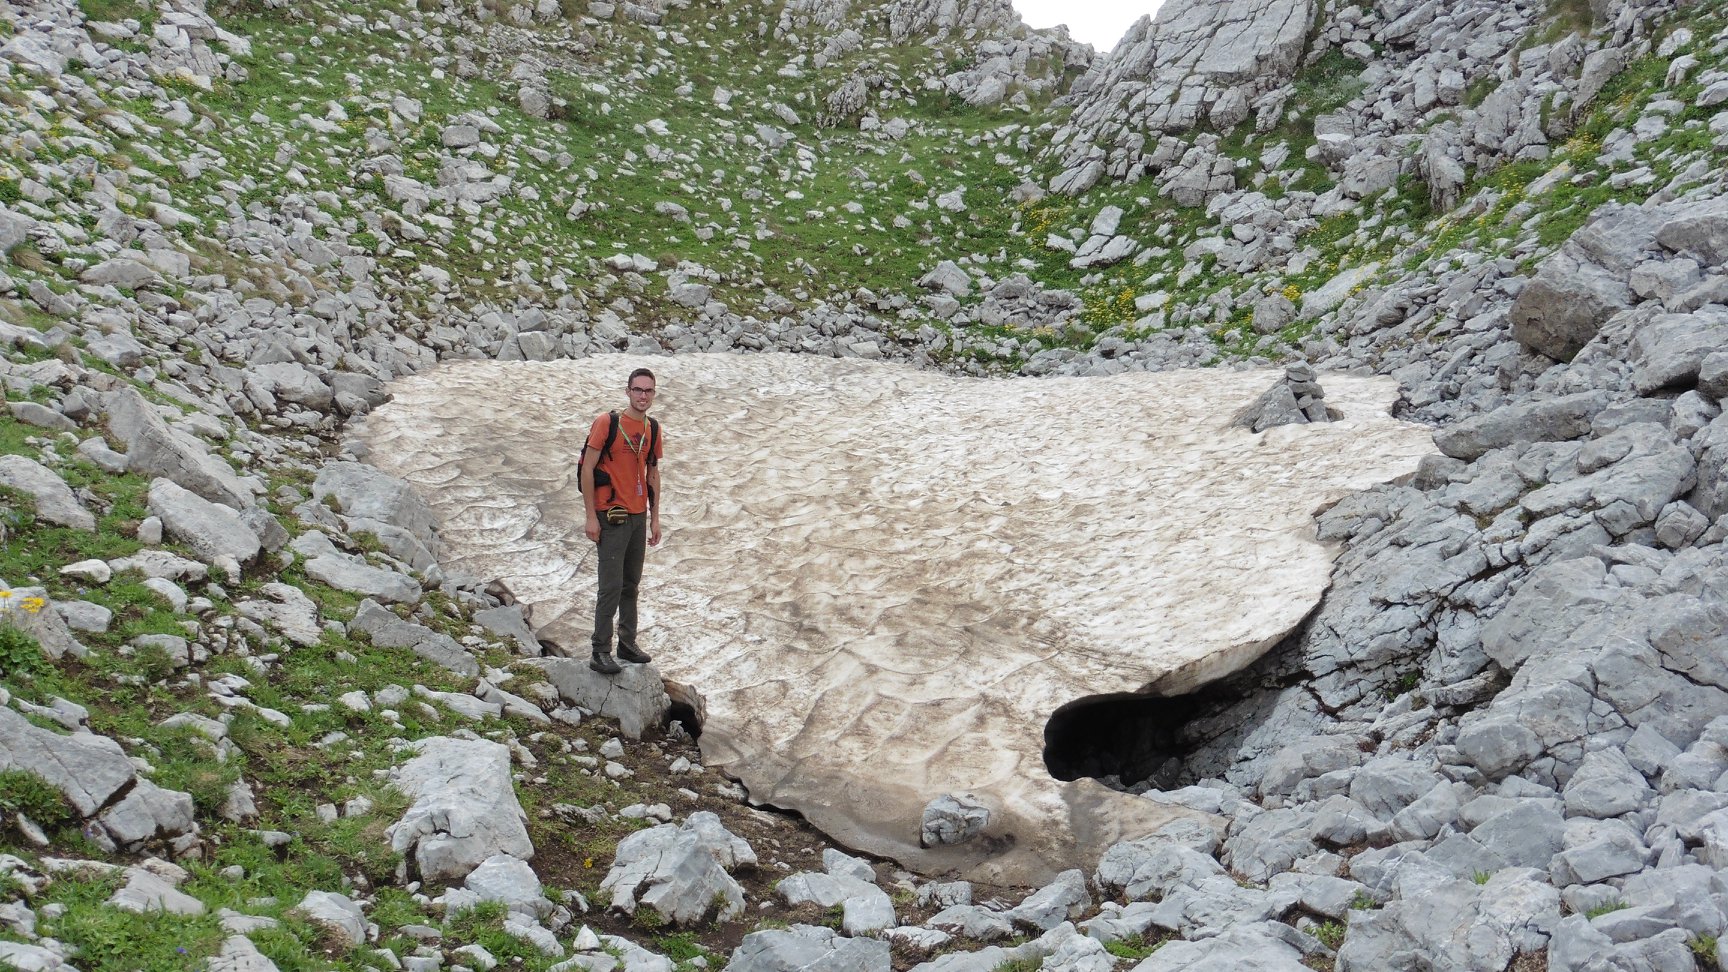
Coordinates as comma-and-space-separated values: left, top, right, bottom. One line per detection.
628, 368, 656, 388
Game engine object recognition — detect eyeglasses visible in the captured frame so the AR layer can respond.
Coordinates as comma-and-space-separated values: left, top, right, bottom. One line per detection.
629, 386, 656, 394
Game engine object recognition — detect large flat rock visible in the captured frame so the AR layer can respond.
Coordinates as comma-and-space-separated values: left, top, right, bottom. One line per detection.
355, 354, 1434, 883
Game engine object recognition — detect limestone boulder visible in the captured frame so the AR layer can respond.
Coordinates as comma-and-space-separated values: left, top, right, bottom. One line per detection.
921, 793, 990, 847
1510, 203, 1668, 361
234, 583, 323, 647
387, 736, 533, 882
1336, 871, 1559, 972
81, 255, 164, 290
109, 866, 204, 915
1458, 557, 1728, 787
0, 707, 135, 817
1433, 392, 1609, 461
207, 935, 282, 972
1632, 313, 1728, 394
1654, 194, 1728, 265
524, 656, 668, 740
147, 478, 260, 574
1130, 923, 1313, 971
97, 779, 197, 849
600, 811, 754, 926
916, 260, 971, 298
105, 386, 253, 509
349, 600, 477, 676
1546, 914, 1695, 972
728, 925, 890, 972
296, 890, 366, 948
465, 853, 551, 918
5, 587, 86, 660
251, 362, 333, 413
0, 456, 93, 530
312, 461, 439, 560
474, 604, 540, 654
0, 941, 78, 971
303, 552, 422, 606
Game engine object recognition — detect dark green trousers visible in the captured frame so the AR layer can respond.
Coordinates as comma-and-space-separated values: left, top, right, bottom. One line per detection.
592, 511, 646, 655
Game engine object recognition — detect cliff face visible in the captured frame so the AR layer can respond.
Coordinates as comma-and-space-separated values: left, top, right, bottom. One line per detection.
2, 0, 1728, 967
1042, 0, 1676, 208
1051, 0, 1315, 182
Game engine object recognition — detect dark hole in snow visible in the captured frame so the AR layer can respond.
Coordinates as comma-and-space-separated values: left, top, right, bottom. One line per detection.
1043, 691, 1207, 790
665, 698, 702, 739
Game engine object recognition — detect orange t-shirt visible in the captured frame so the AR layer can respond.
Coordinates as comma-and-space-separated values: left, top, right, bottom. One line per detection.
588, 412, 661, 515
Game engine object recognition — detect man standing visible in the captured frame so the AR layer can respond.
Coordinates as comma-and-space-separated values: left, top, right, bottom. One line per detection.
581, 368, 663, 675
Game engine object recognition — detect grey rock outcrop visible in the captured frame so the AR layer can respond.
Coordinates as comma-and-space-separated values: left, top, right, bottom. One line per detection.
349, 600, 477, 676
386, 736, 533, 882
207, 935, 283, 972
311, 462, 439, 566
1433, 392, 1609, 461
1051, 0, 1314, 183
105, 386, 254, 509
234, 583, 323, 648
296, 890, 367, 948
0, 456, 93, 530
1230, 361, 1335, 431
600, 812, 754, 926
525, 656, 669, 739
1336, 870, 1558, 972
921, 793, 991, 847
729, 924, 890, 972
0, 708, 196, 851
147, 478, 260, 576
303, 550, 422, 605
108, 866, 205, 915
464, 853, 551, 918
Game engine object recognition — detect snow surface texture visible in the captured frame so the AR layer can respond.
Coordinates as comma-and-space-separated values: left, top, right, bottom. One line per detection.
357, 353, 1435, 882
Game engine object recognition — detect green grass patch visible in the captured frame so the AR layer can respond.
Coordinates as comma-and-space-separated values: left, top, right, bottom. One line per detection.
0, 621, 52, 679
1103, 934, 1167, 961
37, 869, 226, 972
1312, 919, 1346, 950
76, 0, 153, 22
440, 902, 578, 971
1291, 49, 1367, 119
0, 767, 76, 828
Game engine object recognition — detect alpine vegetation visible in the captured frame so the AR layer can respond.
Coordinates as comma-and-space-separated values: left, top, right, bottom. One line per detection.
0, 0, 1725, 969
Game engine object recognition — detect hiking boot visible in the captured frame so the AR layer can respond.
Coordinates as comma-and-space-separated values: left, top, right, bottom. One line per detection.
588, 650, 622, 675
617, 643, 652, 664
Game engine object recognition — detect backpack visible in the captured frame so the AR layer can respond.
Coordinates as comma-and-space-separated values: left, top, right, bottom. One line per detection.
583, 410, 659, 502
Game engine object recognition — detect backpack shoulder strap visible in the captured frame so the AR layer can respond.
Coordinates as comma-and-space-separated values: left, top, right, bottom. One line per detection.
646, 417, 660, 464
601, 410, 621, 458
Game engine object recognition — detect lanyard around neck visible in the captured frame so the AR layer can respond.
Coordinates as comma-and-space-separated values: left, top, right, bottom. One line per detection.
618, 416, 647, 460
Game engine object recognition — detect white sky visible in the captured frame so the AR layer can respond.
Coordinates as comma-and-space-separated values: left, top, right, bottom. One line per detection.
1013, 1, 1163, 52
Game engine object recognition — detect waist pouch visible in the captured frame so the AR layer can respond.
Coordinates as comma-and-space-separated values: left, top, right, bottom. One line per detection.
604, 507, 629, 526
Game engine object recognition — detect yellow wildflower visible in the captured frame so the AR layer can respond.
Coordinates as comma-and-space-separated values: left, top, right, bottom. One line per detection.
20, 597, 44, 615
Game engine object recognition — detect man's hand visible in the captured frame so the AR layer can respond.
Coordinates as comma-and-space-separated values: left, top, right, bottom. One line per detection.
585, 513, 600, 543
649, 517, 662, 547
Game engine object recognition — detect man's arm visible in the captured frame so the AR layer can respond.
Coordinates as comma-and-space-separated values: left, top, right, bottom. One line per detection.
647, 463, 661, 547
581, 442, 602, 543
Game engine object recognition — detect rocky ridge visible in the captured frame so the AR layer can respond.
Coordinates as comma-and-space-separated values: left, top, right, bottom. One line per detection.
0, 0, 1724, 969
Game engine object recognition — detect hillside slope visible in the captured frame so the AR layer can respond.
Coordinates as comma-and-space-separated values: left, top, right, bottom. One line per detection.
1, 0, 1727, 969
